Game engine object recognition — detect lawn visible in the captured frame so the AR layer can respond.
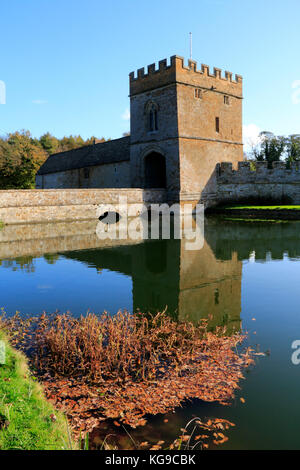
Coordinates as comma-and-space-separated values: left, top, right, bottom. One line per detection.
0, 332, 72, 450
222, 205, 300, 210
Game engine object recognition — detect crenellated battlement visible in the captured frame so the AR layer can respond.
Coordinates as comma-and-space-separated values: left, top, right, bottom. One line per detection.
129, 55, 243, 96
216, 161, 300, 205
218, 161, 300, 182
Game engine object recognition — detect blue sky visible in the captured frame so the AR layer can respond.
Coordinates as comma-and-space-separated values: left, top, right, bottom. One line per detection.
1, 0, 300, 147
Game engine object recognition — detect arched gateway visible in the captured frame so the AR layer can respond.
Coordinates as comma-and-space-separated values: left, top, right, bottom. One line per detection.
144, 152, 166, 189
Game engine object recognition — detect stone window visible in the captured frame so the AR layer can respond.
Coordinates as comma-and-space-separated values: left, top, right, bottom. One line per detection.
224, 95, 230, 105
145, 101, 158, 132
216, 117, 220, 133
149, 106, 158, 132
83, 168, 90, 179
194, 88, 202, 99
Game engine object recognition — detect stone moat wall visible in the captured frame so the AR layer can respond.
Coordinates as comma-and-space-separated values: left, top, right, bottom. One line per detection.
0, 188, 166, 225
3, 160, 300, 226
216, 161, 300, 204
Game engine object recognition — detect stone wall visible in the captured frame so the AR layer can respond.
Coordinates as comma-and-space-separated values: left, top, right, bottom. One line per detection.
130, 81, 180, 193
216, 161, 300, 204
129, 55, 243, 207
36, 161, 130, 189
176, 56, 243, 201
0, 188, 167, 225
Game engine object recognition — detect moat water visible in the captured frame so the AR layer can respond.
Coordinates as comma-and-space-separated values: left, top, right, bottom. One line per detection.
1, 216, 300, 449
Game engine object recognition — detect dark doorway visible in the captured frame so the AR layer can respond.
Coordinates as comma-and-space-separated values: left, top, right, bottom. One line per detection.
144, 152, 166, 188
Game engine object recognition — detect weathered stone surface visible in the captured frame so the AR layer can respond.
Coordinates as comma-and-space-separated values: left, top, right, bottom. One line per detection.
36, 161, 131, 190
36, 54, 244, 209
0, 220, 143, 259
0, 189, 166, 224
130, 55, 243, 205
217, 162, 300, 203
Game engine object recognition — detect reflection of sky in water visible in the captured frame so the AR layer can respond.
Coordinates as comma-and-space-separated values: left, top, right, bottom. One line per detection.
2, 219, 300, 448
0, 255, 133, 316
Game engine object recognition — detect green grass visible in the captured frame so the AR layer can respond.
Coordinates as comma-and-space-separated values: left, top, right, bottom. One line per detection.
222, 205, 300, 210
0, 332, 73, 450
0, 221, 4, 230
223, 217, 289, 223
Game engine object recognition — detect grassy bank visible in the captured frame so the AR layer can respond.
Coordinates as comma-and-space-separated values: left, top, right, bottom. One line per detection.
0, 332, 72, 450
221, 205, 300, 210
209, 205, 300, 220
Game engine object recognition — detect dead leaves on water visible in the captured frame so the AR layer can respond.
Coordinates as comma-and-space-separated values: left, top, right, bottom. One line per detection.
1, 311, 254, 443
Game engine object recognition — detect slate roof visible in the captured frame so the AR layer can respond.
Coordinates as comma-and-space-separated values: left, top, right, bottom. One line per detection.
37, 136, 130, 175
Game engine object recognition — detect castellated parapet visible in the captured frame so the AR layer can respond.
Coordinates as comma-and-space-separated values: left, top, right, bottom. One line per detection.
130, 55, 243, 206
217, 161, 300, 204
36, 54, 244, 210
130, 55, 243, 98
218, 161, 300, 182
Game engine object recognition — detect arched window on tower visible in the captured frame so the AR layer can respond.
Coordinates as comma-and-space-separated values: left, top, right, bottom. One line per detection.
145, 101, 158, 132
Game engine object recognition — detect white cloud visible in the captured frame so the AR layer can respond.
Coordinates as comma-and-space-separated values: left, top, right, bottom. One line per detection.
243, 124, 262, 153
32, 99, 47, 105
0, 80, 6, 104
292, 80, 300, 105
122, 108, 130, 121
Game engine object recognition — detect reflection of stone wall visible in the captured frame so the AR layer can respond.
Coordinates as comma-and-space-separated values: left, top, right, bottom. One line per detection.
0, 217, 243, 330
178, 240, 242, 330
0, 221, 143, 259
128, 236, 242, 328
131, 240, 180, 317
205, 217, 300, 262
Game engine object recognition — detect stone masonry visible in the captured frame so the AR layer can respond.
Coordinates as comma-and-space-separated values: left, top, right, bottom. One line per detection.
130, 55, 243, 207
0, 188, 166, 224
37, 55, 244, 209
217, 161, 300, 203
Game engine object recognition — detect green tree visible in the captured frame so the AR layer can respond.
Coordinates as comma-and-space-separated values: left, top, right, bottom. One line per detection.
59, 135, 85, 152
252, 131, 286, 168
39, 132, 60, 155
286, 134, 300, 165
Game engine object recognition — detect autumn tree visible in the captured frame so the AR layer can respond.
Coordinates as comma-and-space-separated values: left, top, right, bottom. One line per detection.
0, 131, 47, 189
0, 130, 109, 189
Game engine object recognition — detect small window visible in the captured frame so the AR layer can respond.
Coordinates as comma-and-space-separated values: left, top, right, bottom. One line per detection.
148, 104, 158, 132
83, 168, 90, 179
195, 88, 202, 99
216, 117, 220, 133
145, 101, 159, 133
224, 95, 230, 105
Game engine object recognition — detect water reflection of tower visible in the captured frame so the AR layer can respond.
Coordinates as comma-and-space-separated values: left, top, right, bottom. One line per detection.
17, 218, 243, 330
131, 233, 242, 331
177, 238, 242, 330
131, 239, 180, 318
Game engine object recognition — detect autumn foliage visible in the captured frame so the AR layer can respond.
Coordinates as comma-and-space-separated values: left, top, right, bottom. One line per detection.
1, 311, 253, 439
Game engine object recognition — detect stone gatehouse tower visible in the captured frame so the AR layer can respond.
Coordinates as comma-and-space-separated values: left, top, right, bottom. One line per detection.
37, 55, 243, 207
129, 55, 243, 205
